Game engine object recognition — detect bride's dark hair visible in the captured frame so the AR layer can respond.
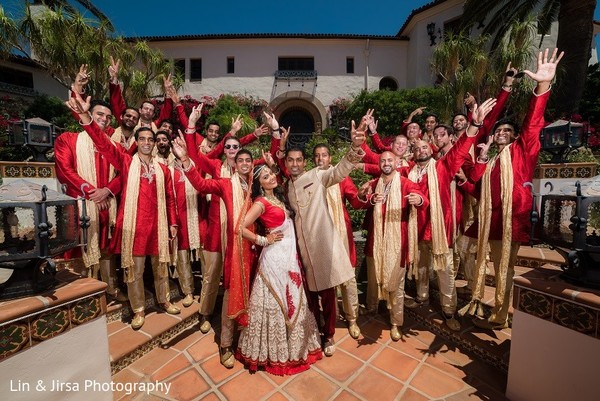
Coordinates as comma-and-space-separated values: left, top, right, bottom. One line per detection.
251, 164, 295, 220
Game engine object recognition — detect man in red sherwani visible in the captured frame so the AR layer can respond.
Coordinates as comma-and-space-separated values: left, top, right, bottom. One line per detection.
172, 134, 259, 370
55, 99, 126, 303
108, 56, 174, 133
469, 49, 564, 330
356, 151, 427, 341
154, 131, 196, 308
66, 92, 180, 331
183, 107, 271, 335
405, 98, 497, 331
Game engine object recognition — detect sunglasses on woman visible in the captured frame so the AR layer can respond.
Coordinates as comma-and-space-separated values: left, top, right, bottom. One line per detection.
224, 144, 240, 150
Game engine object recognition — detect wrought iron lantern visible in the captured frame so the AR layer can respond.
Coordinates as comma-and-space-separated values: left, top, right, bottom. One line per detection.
540, 119, 587, 163
0, 180, 82, 299
8, 117, 56, 162
537, 180, 600, 288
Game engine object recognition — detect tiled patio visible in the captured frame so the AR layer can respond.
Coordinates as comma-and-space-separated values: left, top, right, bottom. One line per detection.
112, 306, 509, 401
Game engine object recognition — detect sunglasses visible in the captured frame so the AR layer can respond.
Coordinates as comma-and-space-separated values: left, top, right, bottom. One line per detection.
224, 144, 240, 150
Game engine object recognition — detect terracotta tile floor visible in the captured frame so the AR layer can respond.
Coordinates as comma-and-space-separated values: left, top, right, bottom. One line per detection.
112, 312, 509, 401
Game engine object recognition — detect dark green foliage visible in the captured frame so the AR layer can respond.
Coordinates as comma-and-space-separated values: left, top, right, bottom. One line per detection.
342, 88, 446, 137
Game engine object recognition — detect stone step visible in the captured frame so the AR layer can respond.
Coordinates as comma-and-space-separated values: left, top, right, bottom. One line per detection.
106, 288, 200, 375
58, 258, 203, 376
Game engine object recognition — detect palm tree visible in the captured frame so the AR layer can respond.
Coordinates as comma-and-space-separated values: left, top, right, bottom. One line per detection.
33, 0, 113, 31
461, 0, 597, 116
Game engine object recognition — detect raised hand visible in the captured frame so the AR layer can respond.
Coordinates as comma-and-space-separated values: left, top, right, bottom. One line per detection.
359, 109, 374, 131
262, 149, 275, 168
65, 91, 92, 122
262, 111, 279, 130
503, 61, 519, 87
280, 126, 291, 149
73, 64, 89, 93
350, 119, 366, 148
163, 73, 173, 93
230, 114, 243, 135
254, 124, 269, 137
172, 130, 189, 160
523, 48, 564, 84
471, 97, 497, 124
358, 181, 372, 199
108, 56, 120, 83
477, 135, 494, 160
188, 104, 203, 128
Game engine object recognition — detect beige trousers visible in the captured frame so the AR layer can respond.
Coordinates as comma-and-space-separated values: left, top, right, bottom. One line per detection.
339, 276, 359, 323
127, 256, 170, 313
220, 290, 235, 348
454, 234, 478, 290
416, 241, 457, 316
176, 249, 194, 296
366, 257, 407, 326
89, 252, 119, 295
198, 250, 223, 316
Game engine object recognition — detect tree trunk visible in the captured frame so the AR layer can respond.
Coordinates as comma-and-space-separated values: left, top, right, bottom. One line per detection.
553, 0, 597, 116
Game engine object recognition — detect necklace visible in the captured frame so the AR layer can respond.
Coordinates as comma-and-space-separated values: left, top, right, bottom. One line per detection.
265, 194, 284, 209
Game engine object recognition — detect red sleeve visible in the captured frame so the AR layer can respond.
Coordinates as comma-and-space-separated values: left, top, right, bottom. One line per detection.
175, 104, 188, 128
106, 174, 121, 196
342, 177, 365, 209
363, 162, 382, 178
109, 83, 126, 124
155, 98, 173, 126
276, 154, 290, 179
206, 132, 232, 159
403, 178, 429, 209
82, 122, 129, 172
183, 166, 226, 197
54, 133, 96, 198
370, 133, 391, 153
239, 132, 258, 147
440, 133, 476, 179
361, 142, 380, 165
475, 88, 511, 145
163, 166, 177, 226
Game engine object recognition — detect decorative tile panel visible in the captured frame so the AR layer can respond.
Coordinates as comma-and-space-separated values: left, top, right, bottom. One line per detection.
0, 322, 30, 359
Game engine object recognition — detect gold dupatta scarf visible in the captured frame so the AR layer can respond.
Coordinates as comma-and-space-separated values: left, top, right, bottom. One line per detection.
76, 131, 117, 268
121, 155, 170, 282
372, 172, 403, 297
111, 127, 135, 150
472, 146, 513, 301
408, 159, 449, 275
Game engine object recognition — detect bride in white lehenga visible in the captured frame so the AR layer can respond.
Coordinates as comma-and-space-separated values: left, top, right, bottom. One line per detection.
236, 164, 322, 376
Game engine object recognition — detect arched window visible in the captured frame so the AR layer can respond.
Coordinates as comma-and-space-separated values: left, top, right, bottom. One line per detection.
379, 77, 398, 91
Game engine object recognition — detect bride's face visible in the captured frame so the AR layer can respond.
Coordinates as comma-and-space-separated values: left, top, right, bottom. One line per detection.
259, 167, 278, 191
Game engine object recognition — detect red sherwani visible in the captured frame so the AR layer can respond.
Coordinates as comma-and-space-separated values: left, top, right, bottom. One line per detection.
54, 131, 121, 251
170, 165, 193, 250
109, 82, 173, 127
183, 166, 240, 289
468, 91, 550, 243
409, 133, 476, 246
82, 121, 177, 256
357, 175, 427, 265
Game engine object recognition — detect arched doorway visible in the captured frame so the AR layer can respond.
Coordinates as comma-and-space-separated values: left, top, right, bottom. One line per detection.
278, 108, 314, 149
379, 76, 398, 91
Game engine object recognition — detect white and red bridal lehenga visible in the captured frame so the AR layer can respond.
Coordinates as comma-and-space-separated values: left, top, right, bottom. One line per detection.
236, 197, 322, 375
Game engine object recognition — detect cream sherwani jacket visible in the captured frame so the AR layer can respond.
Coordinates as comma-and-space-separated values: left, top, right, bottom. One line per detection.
287, 153, 359, 291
